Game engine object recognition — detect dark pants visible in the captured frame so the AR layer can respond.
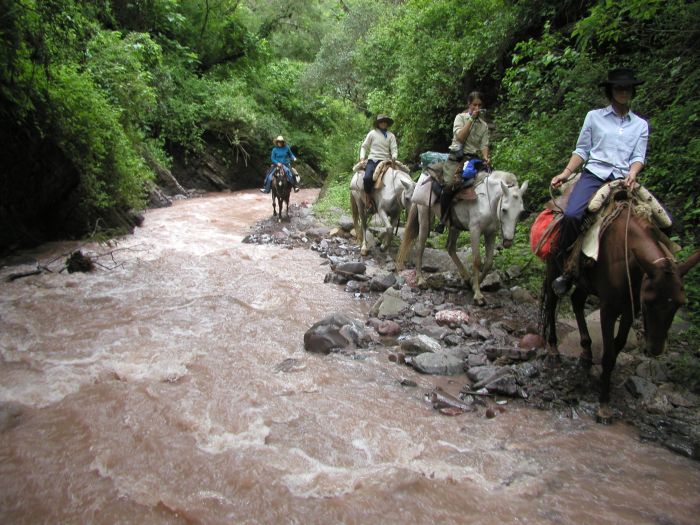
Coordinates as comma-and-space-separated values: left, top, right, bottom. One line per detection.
363, 159, 380, 194
557, 170, 615, 264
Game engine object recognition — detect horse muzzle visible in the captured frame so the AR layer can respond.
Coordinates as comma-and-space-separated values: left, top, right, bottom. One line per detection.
502, 239, 513, 249
644, 339, 665, 357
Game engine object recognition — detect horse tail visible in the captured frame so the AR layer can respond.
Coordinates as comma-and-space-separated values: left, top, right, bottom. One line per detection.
350, 192, 362, 243
538, 255, 557, 343
396, 202, 419, 270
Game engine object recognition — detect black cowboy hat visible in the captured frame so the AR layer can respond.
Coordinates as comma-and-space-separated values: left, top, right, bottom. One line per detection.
599, 68, 644, 87
374, 114, 394, 127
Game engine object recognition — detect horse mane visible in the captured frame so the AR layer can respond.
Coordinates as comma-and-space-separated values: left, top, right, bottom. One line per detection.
488, 170, 518, 187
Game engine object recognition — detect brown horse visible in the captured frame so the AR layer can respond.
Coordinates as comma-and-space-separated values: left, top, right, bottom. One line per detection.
541, 200, 700, 423
271, 164, 291, 222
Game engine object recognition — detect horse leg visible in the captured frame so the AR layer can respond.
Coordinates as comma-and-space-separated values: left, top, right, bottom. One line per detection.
544, 259, 561, 365
360, 206, 370, 256
571, 286, 593, 369
285, 196, 290, 220
446, 227, 469, 282
415, 205, 431, 288
272, 194, 277, 217
614, 309, 633, 355
377, 207, 392, 252
471, 230, 486, 306
597, 304, 619, 424
480, 231, 496, 281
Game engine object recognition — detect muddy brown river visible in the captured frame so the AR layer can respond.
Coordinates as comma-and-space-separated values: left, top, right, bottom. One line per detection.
1, 190, 699, 524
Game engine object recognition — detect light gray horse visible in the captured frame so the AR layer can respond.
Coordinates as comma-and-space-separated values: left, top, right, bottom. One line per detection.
350, 167, 416, 256
396, 170, 528, 305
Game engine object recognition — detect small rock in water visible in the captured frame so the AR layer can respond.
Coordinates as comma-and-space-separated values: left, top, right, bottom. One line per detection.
485, 408, 497, 419
303, 313, 369, 354
336, 261, 366, 275
274, 358, 306, 373
625, 376, 657, 399
480, 272, 502, 291
400, 378, 418, 387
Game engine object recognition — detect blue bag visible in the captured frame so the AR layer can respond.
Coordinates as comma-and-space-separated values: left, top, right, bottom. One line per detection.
462, 158, 484, 181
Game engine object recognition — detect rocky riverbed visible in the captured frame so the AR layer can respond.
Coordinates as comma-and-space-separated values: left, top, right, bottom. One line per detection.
245, 202, 700, 460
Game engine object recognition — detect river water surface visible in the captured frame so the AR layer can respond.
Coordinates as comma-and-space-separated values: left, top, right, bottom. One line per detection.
1, 190, 699, 524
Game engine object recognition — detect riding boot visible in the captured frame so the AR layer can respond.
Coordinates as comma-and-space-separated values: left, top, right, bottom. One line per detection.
435, 185, 455, 233
552, 215, 580, 297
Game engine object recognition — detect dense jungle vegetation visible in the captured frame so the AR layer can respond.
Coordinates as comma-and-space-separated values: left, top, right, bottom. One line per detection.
1, 0, 699, 318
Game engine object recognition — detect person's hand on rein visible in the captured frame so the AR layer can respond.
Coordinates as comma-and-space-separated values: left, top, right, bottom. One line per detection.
551, 171, 570, 188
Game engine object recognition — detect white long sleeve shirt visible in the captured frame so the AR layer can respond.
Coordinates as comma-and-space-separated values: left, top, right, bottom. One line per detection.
573, 105, 648, 180
360, 129, 398, 161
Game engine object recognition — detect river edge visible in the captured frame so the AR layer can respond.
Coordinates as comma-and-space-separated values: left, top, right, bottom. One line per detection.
243, 198, 700, 461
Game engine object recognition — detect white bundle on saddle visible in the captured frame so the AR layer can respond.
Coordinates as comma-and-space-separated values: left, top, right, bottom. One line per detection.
582, 180, 674, 260
412, 172, 439, 206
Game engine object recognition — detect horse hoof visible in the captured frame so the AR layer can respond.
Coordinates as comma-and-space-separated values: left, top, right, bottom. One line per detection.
595, 409, 614, 425
416, 276, 427, 289
473, 296, 486, 307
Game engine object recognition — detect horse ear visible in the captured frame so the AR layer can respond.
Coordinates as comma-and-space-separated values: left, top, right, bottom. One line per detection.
520, 180, 529, 195
678, 250, 700, 278
500, 180, 509, 194
400, 179, 412, 190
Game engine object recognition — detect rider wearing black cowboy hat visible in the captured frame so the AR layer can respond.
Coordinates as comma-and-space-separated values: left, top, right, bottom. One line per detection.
550, 68, 648, 296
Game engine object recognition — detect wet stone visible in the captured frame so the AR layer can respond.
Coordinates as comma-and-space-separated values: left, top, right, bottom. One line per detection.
443, 334, 463, 347
376, 320, 402, 337
369, 272, 397, 292
399, 334, 442, 356
467, 354, 489, 368
480, 272, 503, 291
338, 215, 354, 232
336, 261, 366, 275
304, 313, 369, 354
467, 366, 502, 384
635, 361, 668, 384
625, 376, 657, 399
412, 303, 432, 317
412, 351, 464, 376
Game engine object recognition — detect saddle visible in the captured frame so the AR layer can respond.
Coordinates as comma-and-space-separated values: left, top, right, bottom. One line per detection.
352, 159, 411, 190
412, 169, 488, 207
532, 174, 678, 267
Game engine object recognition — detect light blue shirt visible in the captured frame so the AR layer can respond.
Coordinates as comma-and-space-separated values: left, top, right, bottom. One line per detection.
573, 105, 649, 180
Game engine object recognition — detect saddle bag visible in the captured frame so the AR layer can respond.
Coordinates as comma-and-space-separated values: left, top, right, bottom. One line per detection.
530, 208, 560, 260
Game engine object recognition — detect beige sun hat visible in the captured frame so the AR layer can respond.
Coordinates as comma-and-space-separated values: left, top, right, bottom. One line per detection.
274, 135, 286, 145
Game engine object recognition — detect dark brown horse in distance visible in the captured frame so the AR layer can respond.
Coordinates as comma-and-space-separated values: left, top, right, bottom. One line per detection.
540, 194, 700, 423
271, 164, 291, 222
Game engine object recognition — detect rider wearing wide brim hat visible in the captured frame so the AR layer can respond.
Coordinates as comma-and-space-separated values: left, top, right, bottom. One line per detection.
374, 115, 394, 127
597, 68, 645, 88
360, 115, 398, 198
261, 135, 299, 193
549, 67, 649, 296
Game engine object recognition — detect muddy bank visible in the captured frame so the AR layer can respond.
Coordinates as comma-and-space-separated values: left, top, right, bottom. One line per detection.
248, 204, 700, 460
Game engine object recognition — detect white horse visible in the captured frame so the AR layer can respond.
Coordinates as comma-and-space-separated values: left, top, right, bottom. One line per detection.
350, 167, 416, 256
396, 170, 528, 305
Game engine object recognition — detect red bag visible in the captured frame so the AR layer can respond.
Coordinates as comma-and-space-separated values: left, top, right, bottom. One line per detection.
530, 209, 559, 260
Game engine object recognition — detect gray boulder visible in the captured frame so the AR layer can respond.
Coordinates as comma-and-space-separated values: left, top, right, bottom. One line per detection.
304, 313, 369, 354
625, 376, 657, 399
480, 271, 503, 291
399, 334, 442, 356
370, 288, 410, 318
336, 261, 366, 275
369, 272, 397, 292
412, 351, 464, 375
339, 215, 355, 232
467, 365, 502, 384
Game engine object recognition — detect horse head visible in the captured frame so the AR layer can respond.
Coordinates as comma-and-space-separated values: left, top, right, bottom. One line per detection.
640, 251, 700, 356
397, 173, 416, 210
498, 178, 528, 248
272, 164, 287, 189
